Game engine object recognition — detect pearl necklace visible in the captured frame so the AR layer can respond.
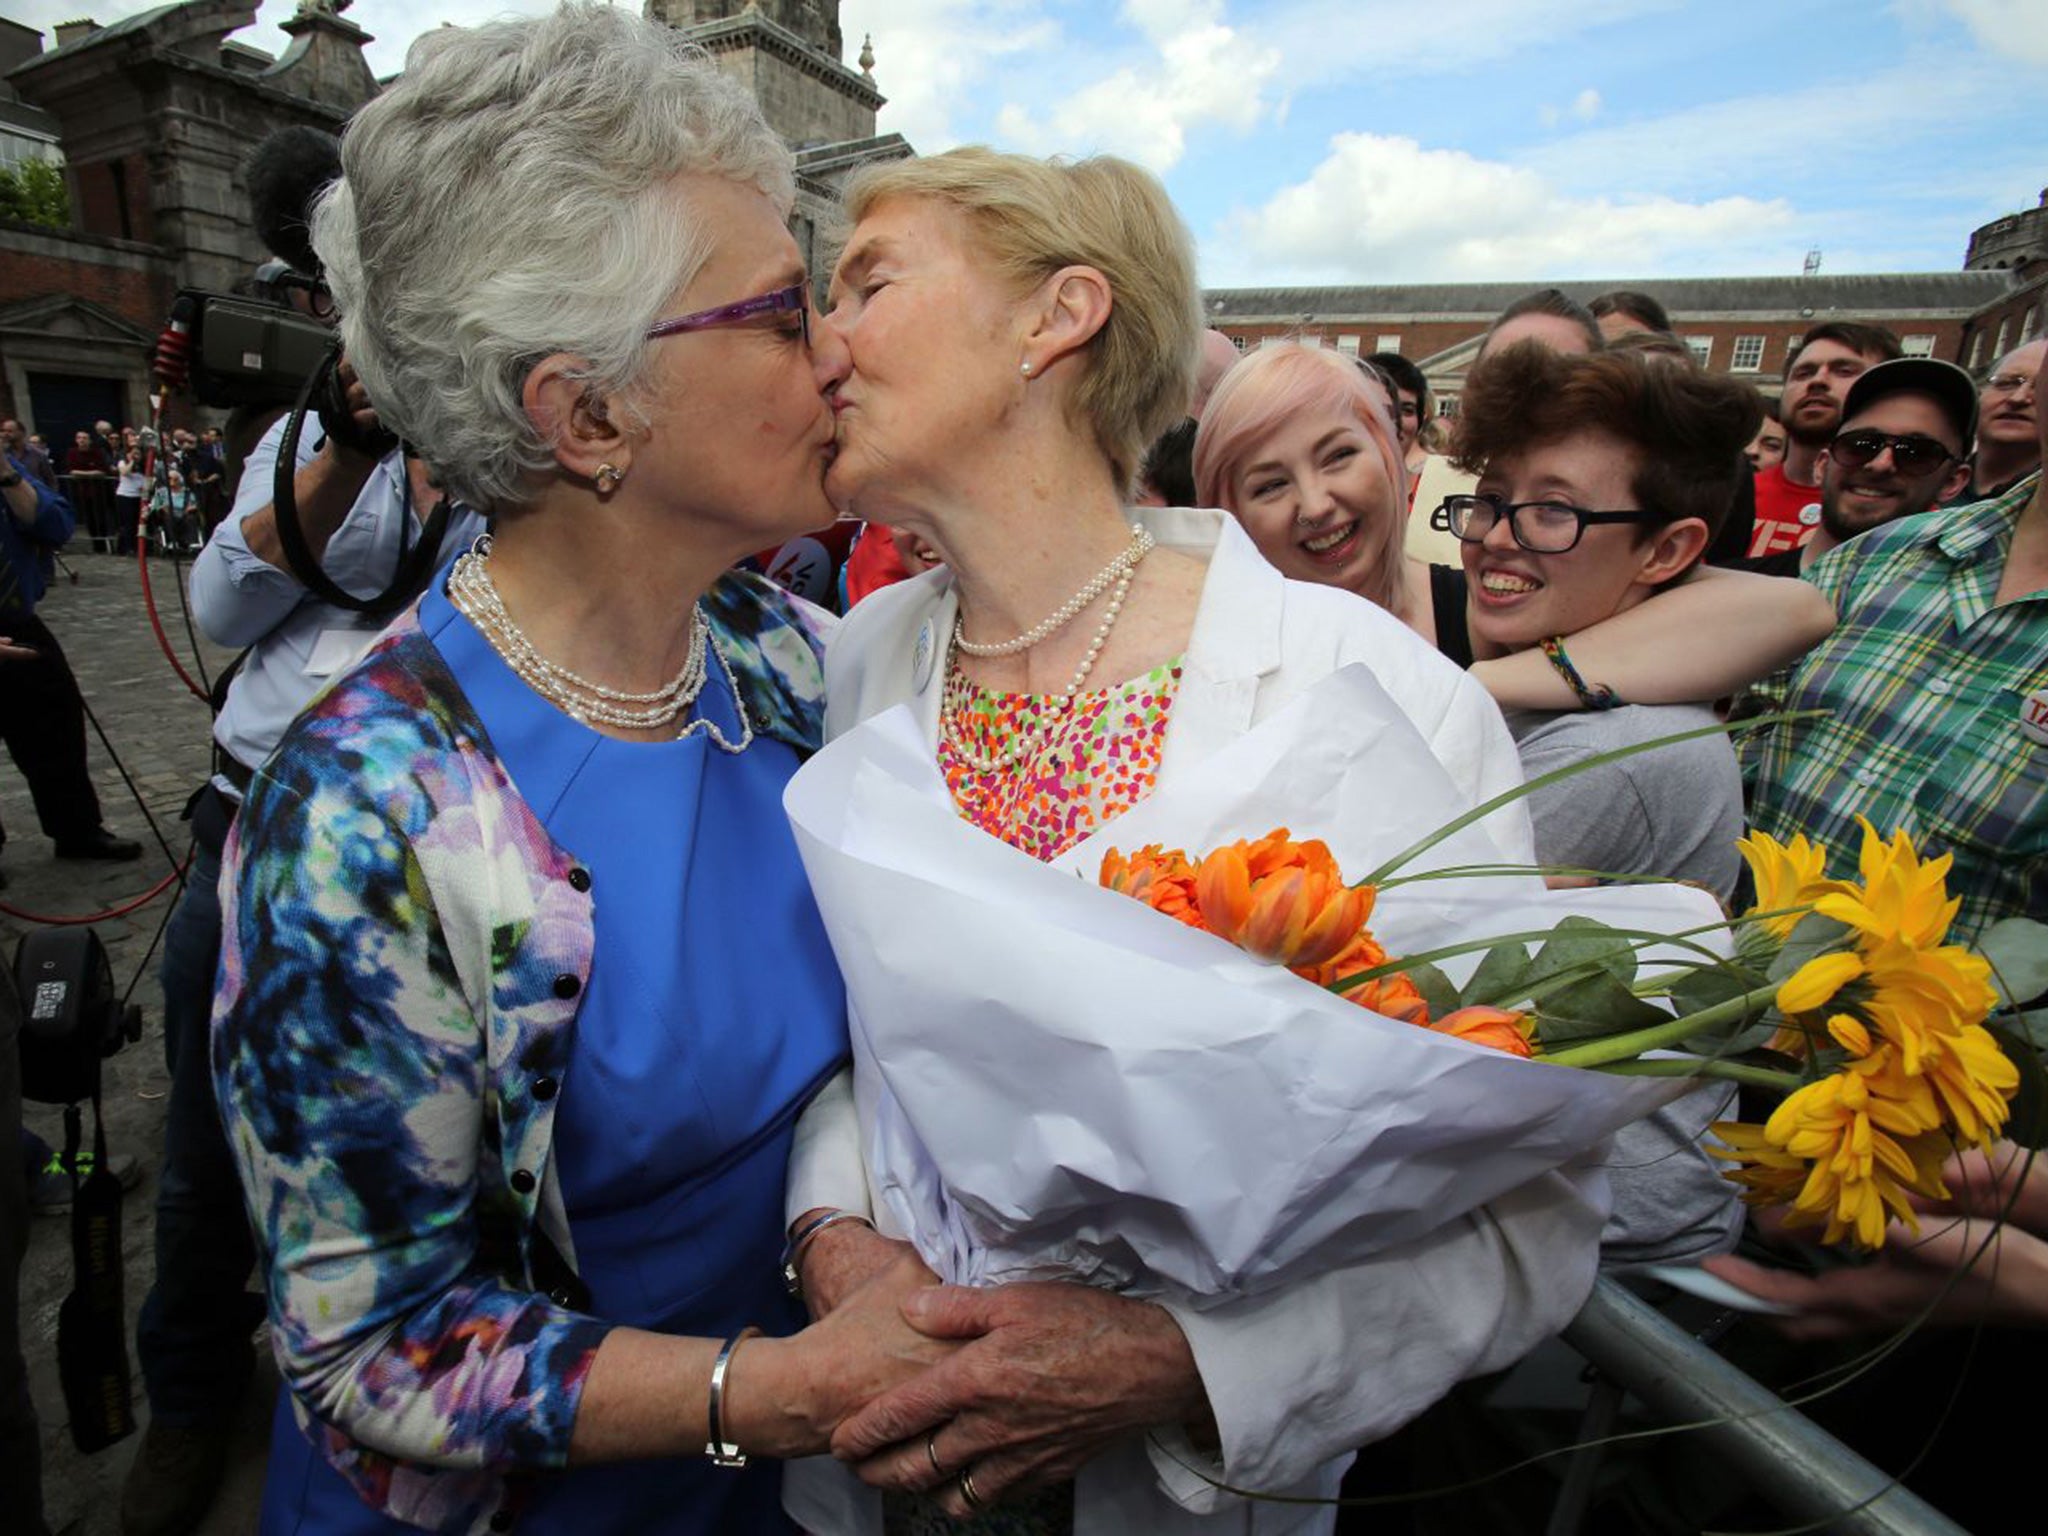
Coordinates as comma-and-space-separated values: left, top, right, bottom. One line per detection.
447, 537, 753, 750
953, 526, 1155, 656
940, 532, 1151, 774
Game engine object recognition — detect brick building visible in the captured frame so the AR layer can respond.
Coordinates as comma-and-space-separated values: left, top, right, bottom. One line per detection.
0, 0, 906, 453
1207, 197, 2048, 418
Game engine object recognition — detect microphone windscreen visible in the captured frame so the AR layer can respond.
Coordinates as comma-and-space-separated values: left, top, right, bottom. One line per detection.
244, 126, 343, 279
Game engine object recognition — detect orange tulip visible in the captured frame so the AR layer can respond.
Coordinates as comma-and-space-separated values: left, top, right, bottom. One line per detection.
1100, 844, 1206, 929
1303, 929, 1433, 1023
1193, 830, 1375, 970
1428, 1005, 1535, 1058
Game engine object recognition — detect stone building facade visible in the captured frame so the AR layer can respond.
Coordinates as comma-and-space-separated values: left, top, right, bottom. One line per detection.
0, 0, 907, 450
0, 0, 375, 442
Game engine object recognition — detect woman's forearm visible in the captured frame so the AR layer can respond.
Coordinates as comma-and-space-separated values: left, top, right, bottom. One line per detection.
1473, 565, 1834, 710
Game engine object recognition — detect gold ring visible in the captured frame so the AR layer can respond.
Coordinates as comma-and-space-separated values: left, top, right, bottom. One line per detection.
926, 1431, 945, 1478
959, 1465, 984, 1511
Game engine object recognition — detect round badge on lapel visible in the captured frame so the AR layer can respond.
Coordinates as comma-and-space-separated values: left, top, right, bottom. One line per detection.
2021, 687, 2048, 747
1798, 503, 1822, 527
912, 619, 936, 691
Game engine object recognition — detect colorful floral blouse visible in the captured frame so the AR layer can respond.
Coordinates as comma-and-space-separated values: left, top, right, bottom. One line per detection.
211, 572, 830, 1534
937, 660, 1185, 862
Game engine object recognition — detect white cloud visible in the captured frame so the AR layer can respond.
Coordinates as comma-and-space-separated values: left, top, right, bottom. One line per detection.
1211, 132, 1796, 284
1921, 0, 2048, 66
842, 1, 1060, 151
994, 17, 1280, 172
1539, 87, 1603, 128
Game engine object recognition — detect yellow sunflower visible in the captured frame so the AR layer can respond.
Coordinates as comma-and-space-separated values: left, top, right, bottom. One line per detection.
1736, 829, 1851, 940
1752, 1059, 1953, 1248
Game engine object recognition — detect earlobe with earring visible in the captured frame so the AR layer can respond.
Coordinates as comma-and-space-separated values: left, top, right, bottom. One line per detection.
1020, 361, 1033, 379
595, 462, 625, 494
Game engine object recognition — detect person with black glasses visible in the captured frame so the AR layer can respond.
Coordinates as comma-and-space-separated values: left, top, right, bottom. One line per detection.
1743, 358, 1975, 579
1959, 338, 2043, 503
1444, 340, 1763, 904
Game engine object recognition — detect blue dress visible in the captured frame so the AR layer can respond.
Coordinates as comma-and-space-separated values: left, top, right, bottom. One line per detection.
259, 582, 846, 1535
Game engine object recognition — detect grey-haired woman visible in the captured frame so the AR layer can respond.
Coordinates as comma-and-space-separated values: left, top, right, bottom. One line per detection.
210, 8, 940, 1534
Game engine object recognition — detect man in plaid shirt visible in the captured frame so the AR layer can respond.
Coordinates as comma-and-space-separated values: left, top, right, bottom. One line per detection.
1744, 375, 2047, 944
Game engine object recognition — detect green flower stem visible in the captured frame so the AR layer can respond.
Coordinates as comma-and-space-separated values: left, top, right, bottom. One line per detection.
1356, 711, 1822, 887
1543, 982, 1783, 1068
1592, 1057, 1801, 1093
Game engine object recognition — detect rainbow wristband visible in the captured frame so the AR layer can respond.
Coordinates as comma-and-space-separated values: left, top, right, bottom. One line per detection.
1540, 635, 1622, 711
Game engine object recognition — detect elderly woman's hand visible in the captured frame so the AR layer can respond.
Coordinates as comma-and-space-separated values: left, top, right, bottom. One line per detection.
794, 1211, 932, 1321
828, 1280, 1212, 1516
743, 1247, 963, 1457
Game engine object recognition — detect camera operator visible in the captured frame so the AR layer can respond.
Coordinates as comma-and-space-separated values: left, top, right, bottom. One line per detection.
124, 337, 483, 1536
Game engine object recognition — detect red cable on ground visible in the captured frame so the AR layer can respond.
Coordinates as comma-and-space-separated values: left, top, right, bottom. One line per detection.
0, 850, 191, 927
135, 482, 210, 703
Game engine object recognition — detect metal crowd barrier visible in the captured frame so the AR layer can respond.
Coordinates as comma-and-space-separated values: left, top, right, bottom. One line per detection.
1551, 1277, 1969, 1536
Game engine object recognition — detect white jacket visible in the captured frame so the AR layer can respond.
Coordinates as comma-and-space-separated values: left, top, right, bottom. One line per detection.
784, 507, 1610, 1536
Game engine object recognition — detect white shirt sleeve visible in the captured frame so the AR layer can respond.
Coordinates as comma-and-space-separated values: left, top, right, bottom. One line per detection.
1146, 1159, 1610, 1504
190, 416, 324, 648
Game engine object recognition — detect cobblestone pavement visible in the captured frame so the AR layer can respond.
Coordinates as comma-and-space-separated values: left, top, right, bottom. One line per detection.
5, 549, 273, 1536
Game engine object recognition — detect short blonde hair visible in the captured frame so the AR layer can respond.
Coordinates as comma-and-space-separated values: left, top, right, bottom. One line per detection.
843, 147, 1203, 493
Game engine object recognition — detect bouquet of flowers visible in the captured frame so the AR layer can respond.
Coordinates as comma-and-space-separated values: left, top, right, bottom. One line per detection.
785, 664, 2046, 1301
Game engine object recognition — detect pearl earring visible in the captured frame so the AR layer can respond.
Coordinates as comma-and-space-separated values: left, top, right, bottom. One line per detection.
1020, 361, 1033, 378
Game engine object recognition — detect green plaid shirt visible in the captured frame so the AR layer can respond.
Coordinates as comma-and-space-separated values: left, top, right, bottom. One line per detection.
1745, 476, 2047, 944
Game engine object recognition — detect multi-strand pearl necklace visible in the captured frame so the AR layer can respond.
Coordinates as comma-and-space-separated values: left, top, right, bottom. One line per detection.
940, 524, 1154, 774
953, 525, 1154, 656
447, 536, 753, 750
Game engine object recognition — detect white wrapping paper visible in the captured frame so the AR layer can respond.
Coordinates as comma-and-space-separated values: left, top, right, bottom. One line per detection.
784, 665, 1721, 1304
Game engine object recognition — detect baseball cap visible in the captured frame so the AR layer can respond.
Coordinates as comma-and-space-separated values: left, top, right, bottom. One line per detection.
1839, 358, 1979, 453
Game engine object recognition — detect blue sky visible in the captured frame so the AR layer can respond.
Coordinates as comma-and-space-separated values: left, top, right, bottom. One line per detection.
18, 1, 2048, 286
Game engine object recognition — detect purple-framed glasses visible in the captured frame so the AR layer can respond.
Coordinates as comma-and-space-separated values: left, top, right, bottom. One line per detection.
644, 282, 810, 345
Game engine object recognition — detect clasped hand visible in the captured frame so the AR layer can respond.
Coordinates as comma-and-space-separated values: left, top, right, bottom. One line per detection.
799, 1223, 1211, 1519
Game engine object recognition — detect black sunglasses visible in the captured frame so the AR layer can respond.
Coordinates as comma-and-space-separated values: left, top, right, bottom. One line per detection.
1828, 430, 1956, 475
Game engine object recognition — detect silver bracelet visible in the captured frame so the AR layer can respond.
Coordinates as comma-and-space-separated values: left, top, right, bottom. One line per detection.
705, 1325, 762, 1468
780, 1208, 874, 1298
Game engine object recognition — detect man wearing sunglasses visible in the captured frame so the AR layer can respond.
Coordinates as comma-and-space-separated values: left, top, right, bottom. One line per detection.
1746, 358, 1975, 578
1744, 352, 2048, 946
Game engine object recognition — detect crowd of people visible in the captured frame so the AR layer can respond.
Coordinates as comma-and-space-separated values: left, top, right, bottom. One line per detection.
3, 5, 2044, 1536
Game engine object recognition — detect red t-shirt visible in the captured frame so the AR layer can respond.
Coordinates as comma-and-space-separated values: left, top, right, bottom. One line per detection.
1748, 464, 1823, 559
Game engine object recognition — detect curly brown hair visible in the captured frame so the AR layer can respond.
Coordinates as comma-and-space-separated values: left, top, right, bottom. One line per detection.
1450, 341, 1763, 544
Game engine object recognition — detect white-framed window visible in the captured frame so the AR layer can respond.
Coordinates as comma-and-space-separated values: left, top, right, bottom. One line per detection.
1336, 334, 1361, 356
1230, 334, 1248, 352
1437, 394, 1460, 419
1302, 334, 1324, 348
1900, 334, 1936, 357
1683, 335, 1712, 367
1970, 331, 1987, 369
1995, 319, 2011, 358
0, 129, 59, 169
1375, 333, 1401, 353
1730, 335, 1765, 372
1258, 336, 1283, 350
2023, 307, 2041, 345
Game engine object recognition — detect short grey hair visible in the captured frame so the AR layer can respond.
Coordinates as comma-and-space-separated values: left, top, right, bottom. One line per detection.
311, 3, 796, 511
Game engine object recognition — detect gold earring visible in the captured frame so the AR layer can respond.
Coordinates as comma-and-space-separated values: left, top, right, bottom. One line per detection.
595, 462, 624, 493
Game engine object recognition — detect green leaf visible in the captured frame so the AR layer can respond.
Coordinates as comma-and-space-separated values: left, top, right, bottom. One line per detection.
1976, 918, 2048, 1009
1997, 1008, 2048, 1052
1988, 1024, 2048, 1151
1534, 971, 1669, 1045
1460, 940, 1532, 1009
1528, 915, 1640, 986
1667, 965, 1779, 1056
1405, 961, 1461, 1021
1765, 912, 1855, 985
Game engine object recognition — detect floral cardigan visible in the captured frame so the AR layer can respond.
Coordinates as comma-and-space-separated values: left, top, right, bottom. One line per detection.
212, 571, 832, 1533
